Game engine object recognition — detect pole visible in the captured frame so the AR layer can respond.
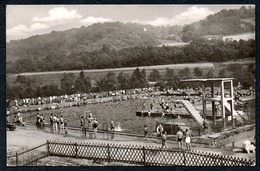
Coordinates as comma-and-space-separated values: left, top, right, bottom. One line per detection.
16, 152, 18, 166
107, 144, 111, 163
143, 146, 146, 166
230, 80, 235, 127
220, 81, 226, 130
47, 140, 50, 156
183, 151, 186, 166
211, 82, 216, 130
75, 143, 78, 158
202, 82, 206, 119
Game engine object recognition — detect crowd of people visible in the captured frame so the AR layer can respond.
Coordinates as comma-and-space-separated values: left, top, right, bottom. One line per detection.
144, 124, 193, 151
49, 113, 67, 134
7, 88, 158, 110
141, 97, 186, 117
7, 85, 255, 151
7, 108, 117, 141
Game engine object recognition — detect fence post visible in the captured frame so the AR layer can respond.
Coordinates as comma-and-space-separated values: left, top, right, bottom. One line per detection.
75, 143, 78, 158
183, 151, 186, 166
107, 144, 111, 163
143, 146, 146, 166
15, 152, 18, 166
47, 140, 50, 156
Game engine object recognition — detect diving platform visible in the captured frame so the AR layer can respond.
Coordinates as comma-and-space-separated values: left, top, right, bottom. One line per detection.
181, 78, 247, 130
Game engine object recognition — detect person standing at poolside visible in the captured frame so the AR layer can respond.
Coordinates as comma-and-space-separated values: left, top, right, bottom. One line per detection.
176, 127, 183, 150
157, 124, 164, 136
92, 118, 99, 139
142, 102, 146, 111
52, 114, 58, 134
57, 116, 61, 133
144, 125, 148, 140
60, 115, 64, 132
36, 113, 41, 129
50, 113, 54, 133
110, 121, 115, 140
64, 118, 68, 134
185, 129, 192, 151
161, 131, 168, 149
203, 120, 209, 136
80, 116, 84, 136
39, 114, 44, 129
88, 114, 93, 131
15, 99, 19, 109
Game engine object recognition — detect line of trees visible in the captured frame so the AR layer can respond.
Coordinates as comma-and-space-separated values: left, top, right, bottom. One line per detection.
6, 39, 255, 73
6, 63, 255, 100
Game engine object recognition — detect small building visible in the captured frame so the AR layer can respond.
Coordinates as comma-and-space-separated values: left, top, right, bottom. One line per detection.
155, 121, 189, 135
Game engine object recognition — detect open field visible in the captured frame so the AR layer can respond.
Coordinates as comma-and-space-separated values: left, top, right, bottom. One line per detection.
6, 58, 255, 86
157, 39, 189, 47
7, 62, 214, 86
223, 32, 255, 41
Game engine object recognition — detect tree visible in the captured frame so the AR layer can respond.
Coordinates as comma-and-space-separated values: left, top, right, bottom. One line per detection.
218, 69, 227, 78
42, 84, 61, 97
193, 67, 203, 78
84, 76, 92, 93
130, 68, 140, 88
130, 68, 148, 88
15, 75, 28, 85
179, 67, 192, 79
140, 69, 148, 88
105, 72, 118, 91
74, 71, 92, 93
164, 68, 180, 89
205, 69, 215, 78
95, 79, 107, 92
148, 69, 161, 82
60, 73, 76, 94
35, 86, 44, 97
117, 72, 130, 90
96, 72, 117, 91
165, 68, 174, 84
6, 85, 21, 99
15, 75, 36, 87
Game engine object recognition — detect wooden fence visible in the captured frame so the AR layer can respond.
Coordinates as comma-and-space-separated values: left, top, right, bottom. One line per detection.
7, 143, 48, 166
48, 140, 255, 166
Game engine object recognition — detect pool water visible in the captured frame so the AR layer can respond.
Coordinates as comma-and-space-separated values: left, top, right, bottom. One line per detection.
20, 98, 255, 136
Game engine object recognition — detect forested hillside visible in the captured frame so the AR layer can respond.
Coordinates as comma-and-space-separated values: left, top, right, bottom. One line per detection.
6, 6, 255, 74
7, 22, 162, 62
182, 6, 255, 41
7, 39, 255, 73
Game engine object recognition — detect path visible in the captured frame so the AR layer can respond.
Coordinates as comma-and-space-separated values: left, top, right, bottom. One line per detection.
7, 126, 255, 161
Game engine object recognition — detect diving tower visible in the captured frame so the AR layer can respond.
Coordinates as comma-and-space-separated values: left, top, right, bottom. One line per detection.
181, 78, 238, 130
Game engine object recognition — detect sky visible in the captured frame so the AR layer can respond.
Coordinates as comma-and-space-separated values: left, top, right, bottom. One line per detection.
6, 5, 254, 42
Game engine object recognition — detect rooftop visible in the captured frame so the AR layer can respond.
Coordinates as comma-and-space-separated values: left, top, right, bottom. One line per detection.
181, 78, 234, 83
